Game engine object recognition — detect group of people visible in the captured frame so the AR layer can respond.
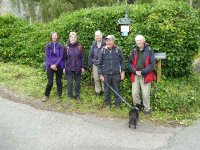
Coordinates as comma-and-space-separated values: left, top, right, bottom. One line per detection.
43, 30, 156, 115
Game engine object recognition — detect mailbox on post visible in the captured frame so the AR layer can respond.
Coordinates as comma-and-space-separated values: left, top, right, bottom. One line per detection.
117, 4, 133, 36
155, 53, 167, 60
155, 53, 166, 82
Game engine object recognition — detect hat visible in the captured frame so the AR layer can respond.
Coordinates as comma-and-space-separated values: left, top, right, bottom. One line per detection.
105, 35, 115, 40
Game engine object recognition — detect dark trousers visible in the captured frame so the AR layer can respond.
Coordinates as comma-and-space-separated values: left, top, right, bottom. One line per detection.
104, 73, 121, 106
44, 67, 63, 97
66, 71, 81, 98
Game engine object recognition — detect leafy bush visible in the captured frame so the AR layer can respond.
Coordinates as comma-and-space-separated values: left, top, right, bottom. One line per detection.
0, 15, 48, 67
151, 76, 200, 113
0, 1, 200, 76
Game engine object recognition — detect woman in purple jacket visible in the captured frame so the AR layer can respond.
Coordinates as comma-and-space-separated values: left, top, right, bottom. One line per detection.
43, 32, 64, 102
63, 32, 85, 101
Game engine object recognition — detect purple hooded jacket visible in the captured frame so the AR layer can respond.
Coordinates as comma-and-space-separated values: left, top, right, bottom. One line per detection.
45, 42, 64, 70
63, 42, 85, 74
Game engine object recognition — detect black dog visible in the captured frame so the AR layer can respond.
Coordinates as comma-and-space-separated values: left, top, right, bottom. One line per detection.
129, 107, 139, 129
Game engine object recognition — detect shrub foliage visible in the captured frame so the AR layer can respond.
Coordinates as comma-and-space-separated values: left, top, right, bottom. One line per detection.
0, 1, 199, 76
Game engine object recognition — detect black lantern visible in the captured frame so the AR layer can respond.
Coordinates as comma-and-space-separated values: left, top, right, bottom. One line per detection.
117, 5, 133, 36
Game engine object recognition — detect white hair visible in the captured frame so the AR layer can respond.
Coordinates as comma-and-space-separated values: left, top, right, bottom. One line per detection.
69, 32, 77, 38
135, 34, 145, 42
95, 30, 102, 37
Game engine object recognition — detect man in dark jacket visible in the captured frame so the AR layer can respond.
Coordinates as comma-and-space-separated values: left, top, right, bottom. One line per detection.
128, 34, 156, 115
88, 30, 106, 96
98, 35, 125, 109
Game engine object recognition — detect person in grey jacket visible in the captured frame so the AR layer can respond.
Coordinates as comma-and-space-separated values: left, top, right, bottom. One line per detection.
88, 30, 106, 96
98, 35, 125, 109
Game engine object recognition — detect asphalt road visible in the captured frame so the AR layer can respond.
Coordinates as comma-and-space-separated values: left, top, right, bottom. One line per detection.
0, 96, 198, 150
167, 120, 200, 150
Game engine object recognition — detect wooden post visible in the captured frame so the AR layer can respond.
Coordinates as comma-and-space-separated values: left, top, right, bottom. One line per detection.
155, 53, 166, 82
157, 59, 162, 82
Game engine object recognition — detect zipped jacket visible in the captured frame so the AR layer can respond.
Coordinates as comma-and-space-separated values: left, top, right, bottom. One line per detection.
98, 46, 125, 75
45, 42, 64, 69
128, 44, 156, 83
63, 41, 85, 74
88, 39, 106, 67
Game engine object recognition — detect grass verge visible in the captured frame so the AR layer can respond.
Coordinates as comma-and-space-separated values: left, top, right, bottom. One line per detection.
0, 62, 199, 126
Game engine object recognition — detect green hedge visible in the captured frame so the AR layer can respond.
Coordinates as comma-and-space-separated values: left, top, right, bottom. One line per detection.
151, 76, 200, 113
0, 0, 199, 77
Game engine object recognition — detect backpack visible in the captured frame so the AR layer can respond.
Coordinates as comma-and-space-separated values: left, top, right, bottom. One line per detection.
66, 44, 82, 55
102, 45, 120, 55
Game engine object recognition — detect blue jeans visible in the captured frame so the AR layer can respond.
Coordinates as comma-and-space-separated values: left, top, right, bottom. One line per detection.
66, 71, 81, 98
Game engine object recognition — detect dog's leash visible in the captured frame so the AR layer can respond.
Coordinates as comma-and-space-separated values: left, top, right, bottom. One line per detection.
104, 81, 132, 108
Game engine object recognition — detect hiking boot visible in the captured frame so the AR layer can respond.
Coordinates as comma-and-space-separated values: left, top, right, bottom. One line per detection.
68, 95, 75, 99
144, 110, 151, 116
136, 103, 143, 111
105, 105, 110, 110
96, 93, 101, 97
76, 97, 81, 102
42, 96, 49, 102
100, 91, 104, 96
115, 105, 121, 110
56, 96, 62, 103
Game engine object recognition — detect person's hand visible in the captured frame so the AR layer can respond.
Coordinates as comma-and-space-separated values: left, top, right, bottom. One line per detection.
121, 71, 125, 80
81, 68, 85, 73
136, 71, 142, 76
100, 75, 104, 81
50, 65, 57, 71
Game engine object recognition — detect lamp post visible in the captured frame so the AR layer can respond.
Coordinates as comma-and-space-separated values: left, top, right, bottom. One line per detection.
117, 3, 133, 36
